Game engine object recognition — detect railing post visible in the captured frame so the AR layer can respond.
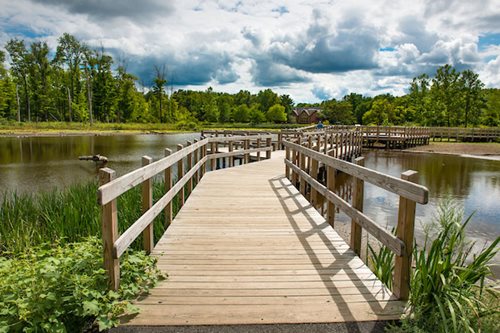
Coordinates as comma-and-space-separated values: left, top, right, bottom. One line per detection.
299, 142, 306, 196
201, 142, 207, 177
177, 144, 185, 207
193, 139, 200, 184
228, 141, 234, 167
291, 145, 298, 185
326, 163, 336, 227
278, 132, 283, 150
210, 141, 216, 171
266, 137, 272, 159
99, 168, 120, 290
141, 156, 154, 254
350, 157, 364, 255
257, 138, 261, 161
244, 138, 250, 164
310, 135, 320, 208
186, 141, 193, 193
164, 148, 172, 227
285, 145, 290, 179
393, 170, 418, 300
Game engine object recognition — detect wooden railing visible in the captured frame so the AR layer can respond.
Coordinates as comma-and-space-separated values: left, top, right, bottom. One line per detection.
283, 139, 429, 300
280, 127, 363, 154
97, 134, 273, 289
429, 126, 500, 141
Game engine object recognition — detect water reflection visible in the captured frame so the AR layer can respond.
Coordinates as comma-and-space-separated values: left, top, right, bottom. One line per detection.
331, 150, 499, 275
0, 133, 200, 195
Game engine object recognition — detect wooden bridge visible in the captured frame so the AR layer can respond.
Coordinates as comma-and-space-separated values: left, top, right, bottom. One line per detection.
97, 133, 428, 328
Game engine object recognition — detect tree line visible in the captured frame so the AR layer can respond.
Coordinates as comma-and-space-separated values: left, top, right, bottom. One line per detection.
0, 33, 499, 127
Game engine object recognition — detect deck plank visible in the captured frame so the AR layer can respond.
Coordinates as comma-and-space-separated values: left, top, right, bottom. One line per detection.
122, 151, 405, 326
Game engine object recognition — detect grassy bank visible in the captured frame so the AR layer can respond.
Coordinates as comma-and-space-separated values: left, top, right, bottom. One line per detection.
0, 181, 175, 331
0, 120, 304, 136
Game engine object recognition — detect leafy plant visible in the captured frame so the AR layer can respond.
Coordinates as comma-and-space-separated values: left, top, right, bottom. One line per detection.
0, 237, 164, 332
374, 199, 500, 333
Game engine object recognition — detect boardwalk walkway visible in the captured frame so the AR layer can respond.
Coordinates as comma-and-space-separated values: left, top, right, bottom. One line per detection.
122, 151, 405, 326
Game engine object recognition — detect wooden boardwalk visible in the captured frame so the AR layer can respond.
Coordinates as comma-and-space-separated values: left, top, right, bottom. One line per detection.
122, 151, 405, 326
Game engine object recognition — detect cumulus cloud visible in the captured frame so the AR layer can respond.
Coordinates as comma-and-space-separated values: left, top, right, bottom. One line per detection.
268, 11, 380, 73
1, 0, 499, 102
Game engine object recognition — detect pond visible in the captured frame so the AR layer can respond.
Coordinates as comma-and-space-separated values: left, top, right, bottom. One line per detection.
0, 133, 200, 195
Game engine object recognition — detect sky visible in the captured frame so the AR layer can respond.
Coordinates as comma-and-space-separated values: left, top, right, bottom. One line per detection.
1, 0, 500, 103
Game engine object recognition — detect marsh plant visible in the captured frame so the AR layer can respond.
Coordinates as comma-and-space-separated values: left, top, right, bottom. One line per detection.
370, 199, 499, 333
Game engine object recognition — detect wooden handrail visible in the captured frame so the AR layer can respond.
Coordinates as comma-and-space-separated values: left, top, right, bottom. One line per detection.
98, 139, 208, 205
284, 140, 428, 204
97, 134, 273, 290
283, 139, 429, 300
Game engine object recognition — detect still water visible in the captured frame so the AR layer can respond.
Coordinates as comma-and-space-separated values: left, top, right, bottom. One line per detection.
361, 150, 499, 244
1, 134, 498, 247
0, 133, 200, 194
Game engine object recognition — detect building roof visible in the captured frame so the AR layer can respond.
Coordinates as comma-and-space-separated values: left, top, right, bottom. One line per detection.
292, 107, 322, 117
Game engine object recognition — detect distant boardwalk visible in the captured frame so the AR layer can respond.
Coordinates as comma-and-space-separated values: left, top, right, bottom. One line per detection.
120, 151, 405, 326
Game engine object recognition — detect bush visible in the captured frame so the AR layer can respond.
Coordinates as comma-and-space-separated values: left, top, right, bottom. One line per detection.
0, 237, 164, 332
175, 120, 200, 131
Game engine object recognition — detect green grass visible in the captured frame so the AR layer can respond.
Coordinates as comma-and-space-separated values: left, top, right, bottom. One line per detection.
0, 120, 307, 135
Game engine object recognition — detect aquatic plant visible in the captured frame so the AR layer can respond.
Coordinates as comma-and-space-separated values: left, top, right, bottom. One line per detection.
370, 199, 499, 333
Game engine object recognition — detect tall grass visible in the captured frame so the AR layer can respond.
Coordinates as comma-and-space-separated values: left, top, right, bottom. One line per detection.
0, 180, 179, 254
370, 199, 499, 332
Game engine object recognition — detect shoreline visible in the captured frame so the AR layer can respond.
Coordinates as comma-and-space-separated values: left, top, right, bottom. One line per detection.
402, 141, 500, 161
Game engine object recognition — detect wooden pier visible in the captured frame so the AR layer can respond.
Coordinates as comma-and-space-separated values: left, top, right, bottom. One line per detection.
97, 133, 428, 329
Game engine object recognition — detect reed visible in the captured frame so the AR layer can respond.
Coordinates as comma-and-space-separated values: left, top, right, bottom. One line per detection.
0, 180, 178, 254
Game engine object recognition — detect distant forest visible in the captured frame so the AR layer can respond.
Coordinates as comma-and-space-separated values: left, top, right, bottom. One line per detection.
0, 33, 499, 128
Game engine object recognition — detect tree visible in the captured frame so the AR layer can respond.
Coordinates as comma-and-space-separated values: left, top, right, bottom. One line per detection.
266, 104, 287, 123
460, 70, 484, 127
249, 104, 266, 124
257, 89, 280, 113
153, 65, 167, 122
321, 99, 355, 124
362, 99, 393, 125
53, 33, 84, 122
6, 38, 31, 121
431, 64, 461, 127
280, 94, 294, 121
29, 41, 52, 121
409, 74, 431, 125
233, 104, 250, 122
0, 50, 17, 119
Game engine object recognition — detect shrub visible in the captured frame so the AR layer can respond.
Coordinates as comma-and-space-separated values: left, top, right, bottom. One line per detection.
0, 237, 164, 332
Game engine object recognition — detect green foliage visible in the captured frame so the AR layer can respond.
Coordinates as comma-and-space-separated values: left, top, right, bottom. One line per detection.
371, 199, 499, 333
0, 237, 164, 332
321, 99, 356, 124
368, 242, 394, 290
266, 104, 287, 123
363, 98, 392, 125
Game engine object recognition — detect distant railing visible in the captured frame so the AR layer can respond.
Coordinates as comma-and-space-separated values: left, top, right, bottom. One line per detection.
429, 126, 500, 141
283, 139, 429, 300
97, 134, 273, 289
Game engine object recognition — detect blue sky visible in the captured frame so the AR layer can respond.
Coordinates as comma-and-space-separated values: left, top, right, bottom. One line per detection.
1, 0, 500, 103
